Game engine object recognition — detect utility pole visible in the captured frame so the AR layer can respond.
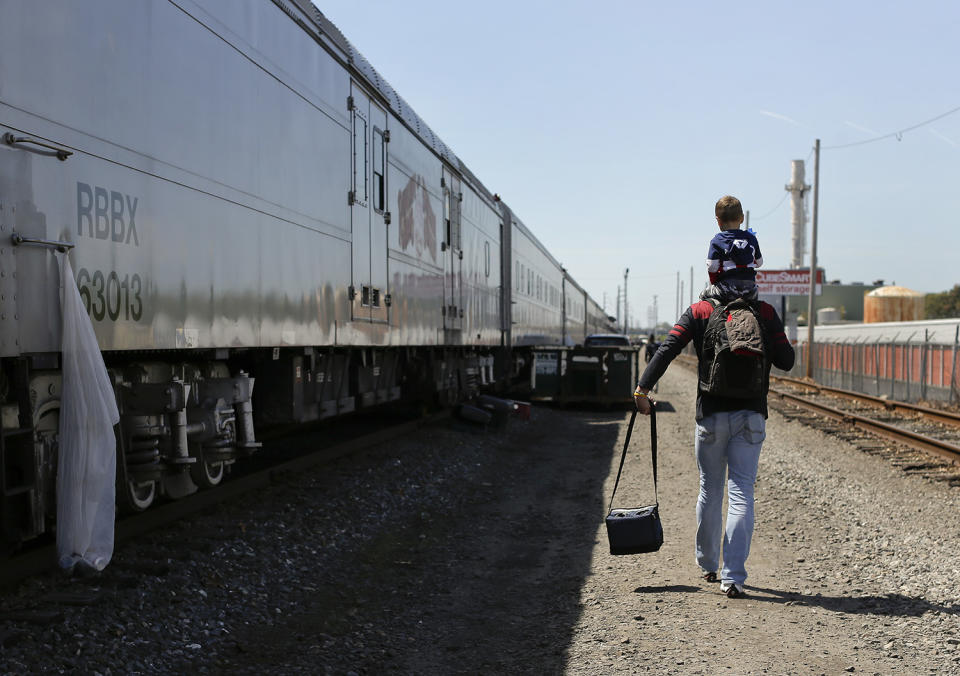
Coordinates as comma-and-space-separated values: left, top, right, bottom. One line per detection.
675, 271, 680, 320
744, 210, 750, 229
616, 285, 621, 329
623, 268, 629, 335
805, 140, 821, 378
689, 266, 693, 306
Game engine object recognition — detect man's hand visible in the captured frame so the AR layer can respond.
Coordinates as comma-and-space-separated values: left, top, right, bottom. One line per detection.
634, 388, 653, 415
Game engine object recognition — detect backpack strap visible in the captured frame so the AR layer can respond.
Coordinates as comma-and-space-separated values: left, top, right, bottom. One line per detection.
607, 406, 658, 512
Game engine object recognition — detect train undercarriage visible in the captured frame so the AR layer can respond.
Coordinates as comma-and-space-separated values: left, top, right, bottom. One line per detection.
0, 345, 499, 551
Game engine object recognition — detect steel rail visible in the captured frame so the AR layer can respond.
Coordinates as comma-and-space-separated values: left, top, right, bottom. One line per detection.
772, 375, 960, 428
770, 387, 960, 465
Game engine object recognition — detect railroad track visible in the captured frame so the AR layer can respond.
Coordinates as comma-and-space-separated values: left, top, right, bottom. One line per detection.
674, 354, 960, 485
768, 376, 960, 465
0, 410, 447, 589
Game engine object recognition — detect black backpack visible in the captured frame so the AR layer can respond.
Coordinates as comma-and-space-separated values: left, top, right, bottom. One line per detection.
698, 297, 769, 399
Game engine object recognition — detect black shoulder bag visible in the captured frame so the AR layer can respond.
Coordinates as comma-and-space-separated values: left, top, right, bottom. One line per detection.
604, 406, 663, 555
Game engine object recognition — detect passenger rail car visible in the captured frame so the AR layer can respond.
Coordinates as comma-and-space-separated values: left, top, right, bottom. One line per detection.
0, 0, 610, 547
509, 213, 565, 347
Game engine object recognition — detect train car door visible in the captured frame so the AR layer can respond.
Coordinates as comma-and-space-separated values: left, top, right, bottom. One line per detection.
349, 84, 390, 324
349, 83, 371, 322
368, 101, 389, 324
441, 167, 462, 332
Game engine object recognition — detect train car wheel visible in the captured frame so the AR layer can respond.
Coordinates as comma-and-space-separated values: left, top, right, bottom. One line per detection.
191, 456, 225, 488
125, 480, 157, 511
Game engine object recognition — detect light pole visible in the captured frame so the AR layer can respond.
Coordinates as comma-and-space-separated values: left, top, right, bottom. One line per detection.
805, 139, 821, 378
623, 268, 629, 335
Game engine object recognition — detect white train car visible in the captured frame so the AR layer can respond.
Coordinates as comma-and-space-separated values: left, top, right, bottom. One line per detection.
508, 214, 565, 346
0, 0, 607, 546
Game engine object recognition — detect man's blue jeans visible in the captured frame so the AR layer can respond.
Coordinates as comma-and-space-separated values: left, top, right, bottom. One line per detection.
694, 410, 766, 586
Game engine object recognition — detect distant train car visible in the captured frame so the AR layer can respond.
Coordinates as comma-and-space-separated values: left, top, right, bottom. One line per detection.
507, 212, 565, 347
0, 0, 606, 546
586, 295, 615, 336
562, 273, 586, 346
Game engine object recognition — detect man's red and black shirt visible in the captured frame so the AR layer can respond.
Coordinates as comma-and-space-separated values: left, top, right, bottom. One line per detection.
638, 292, 795, 420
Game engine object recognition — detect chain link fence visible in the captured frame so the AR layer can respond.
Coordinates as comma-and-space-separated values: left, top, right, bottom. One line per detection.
787, 326, 960, 404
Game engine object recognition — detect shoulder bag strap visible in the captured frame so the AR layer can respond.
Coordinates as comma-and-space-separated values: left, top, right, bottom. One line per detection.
607, 405, 658, 512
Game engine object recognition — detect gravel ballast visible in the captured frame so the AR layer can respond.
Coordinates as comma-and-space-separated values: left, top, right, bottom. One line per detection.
0, 363, 957, 674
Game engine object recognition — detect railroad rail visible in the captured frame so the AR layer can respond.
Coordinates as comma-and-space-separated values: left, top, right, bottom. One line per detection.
769, 385, 960, 465
0, 410, 448, 589
673, 354, 960, 465
772, 375, 960, 429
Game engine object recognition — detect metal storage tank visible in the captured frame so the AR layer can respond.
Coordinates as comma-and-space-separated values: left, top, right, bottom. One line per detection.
816, 307, 842, 324
863, 286, 925, 323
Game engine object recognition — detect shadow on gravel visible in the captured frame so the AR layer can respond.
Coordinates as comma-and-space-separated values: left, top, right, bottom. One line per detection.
385, 409, 626, 674
649, 400, 676, 413
747, 586, 960, 617
633, 584, 701, 594
228, 407, 629, 674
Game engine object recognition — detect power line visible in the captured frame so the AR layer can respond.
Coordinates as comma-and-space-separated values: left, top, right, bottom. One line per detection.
823, 104, 960, 149
751, 192, 789, 222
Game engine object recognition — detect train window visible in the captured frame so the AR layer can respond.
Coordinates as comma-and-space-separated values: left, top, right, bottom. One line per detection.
373, 128, 385, 212
527, 269, 532, 296
352, 111, 368, 205
516, 262, 521, 291
484, 241, 490, 277
452, 193, 462, 250
444, 189, 451, 247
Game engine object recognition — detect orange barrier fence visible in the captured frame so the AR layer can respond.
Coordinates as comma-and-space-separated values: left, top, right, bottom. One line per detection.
789, 334, 960, 404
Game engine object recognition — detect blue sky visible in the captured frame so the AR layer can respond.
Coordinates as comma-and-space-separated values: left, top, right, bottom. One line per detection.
317, 1, 959, 326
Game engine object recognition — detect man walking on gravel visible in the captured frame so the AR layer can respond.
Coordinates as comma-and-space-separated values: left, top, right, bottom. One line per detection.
632, 196, 795, 598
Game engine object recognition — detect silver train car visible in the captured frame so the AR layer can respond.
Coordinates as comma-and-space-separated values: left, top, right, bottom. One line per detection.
0, 0, 613, 545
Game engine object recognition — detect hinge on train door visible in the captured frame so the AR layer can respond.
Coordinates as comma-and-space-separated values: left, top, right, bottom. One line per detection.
348, 190, 356, 206
383, 129, 390, 142
384, 211, 391, 225
347, 95, 355, 111
348, 285, 356, 300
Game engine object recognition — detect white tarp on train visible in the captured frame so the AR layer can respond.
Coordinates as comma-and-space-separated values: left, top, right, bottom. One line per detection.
56, 254, 119, 572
